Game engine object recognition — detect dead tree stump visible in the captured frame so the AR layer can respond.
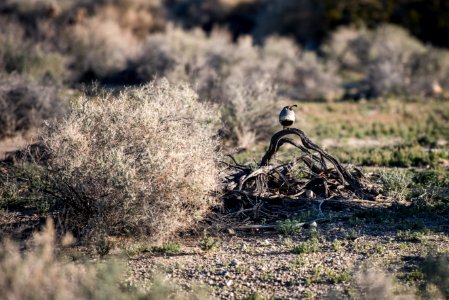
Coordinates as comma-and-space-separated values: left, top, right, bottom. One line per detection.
222, 128, 379, 216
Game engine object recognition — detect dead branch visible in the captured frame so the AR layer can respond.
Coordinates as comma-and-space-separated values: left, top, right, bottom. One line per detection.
222, 127, 381, 222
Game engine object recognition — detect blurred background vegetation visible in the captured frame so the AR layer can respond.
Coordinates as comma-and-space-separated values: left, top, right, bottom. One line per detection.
1, 1, 449, 299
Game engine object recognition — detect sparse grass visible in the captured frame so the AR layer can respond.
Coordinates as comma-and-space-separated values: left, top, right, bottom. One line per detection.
123, 242, 150, 257
326, 269, 351, 284
332, 239, 342, 251
0, 162, 53, 212
151, 242, 182, 255
199, 236, 220, 252
276, 219, 301, 236
0, 23, 67, 82
292, 237, 320, 255
396, 230, 426, 243
330, 144, 447, 168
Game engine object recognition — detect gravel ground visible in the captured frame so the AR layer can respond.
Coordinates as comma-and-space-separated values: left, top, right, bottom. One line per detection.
126, 216, 449, 299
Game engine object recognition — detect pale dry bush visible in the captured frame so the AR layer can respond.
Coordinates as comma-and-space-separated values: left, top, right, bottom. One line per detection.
65, 16, 141, 77
0, 219, 97, 300
0, 75, 66, 139
61, 0, 165, 78
262, 36, 343, 101
92, 0, 165, 38
0, 219, 206, 300
138, 29, 278, 147
42, 79, 221, 240
368, 24, 427, 97
325, 24, 449, 97
137, 26, 210, 82
219, 62, 277, 148
352, 268, 416, 300
322, 25, 371, 72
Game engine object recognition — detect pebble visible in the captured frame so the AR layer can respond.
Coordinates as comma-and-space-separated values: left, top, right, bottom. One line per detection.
227, 228, 236, 235
231, 259, 240, 266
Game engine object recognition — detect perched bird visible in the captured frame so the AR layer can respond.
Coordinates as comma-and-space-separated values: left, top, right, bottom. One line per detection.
279, 105, 297, 129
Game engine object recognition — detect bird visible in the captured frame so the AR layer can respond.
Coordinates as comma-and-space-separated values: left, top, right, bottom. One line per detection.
279, 105, 297, 129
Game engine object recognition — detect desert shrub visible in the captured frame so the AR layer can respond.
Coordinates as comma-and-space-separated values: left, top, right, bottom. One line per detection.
60, 0, 165, 79
351, 268, 416, 300
0, 75, 66, 139
137, 28, 278, 147
367, 24, 426, 97
86, 0, 166, 37
0, 219, 129, 300
262, 36, 343, 101
137, 26, 209, 82
221, 71, 277, 148
64, 16, 141, 78
41, 79, 221, 240
0, 23, 67, 81
325, 24, 449, 97
420, 252, 449, 298
379, 168, 412, 200
322, 25, 371, 73
0, 218, 207, 299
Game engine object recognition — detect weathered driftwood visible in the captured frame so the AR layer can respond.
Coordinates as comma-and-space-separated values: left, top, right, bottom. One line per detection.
221, 128, 379, 220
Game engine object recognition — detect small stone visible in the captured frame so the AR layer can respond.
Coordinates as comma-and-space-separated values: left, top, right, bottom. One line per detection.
227, 228, 236, 235
231, 259, 240, 266
305, 190, 316, 199
309, 221, 318, 228
226, 280, 233, 287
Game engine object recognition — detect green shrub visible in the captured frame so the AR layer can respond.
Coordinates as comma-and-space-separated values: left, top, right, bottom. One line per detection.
42, 79, 221, 241
379, 168, 412, 200
151, 242, 182, 255
292, 238, 320, 255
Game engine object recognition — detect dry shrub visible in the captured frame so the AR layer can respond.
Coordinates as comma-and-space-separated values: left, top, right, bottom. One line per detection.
262, 36, 343, 101
353, 268, 416, 300
367, 24, 426, 97
218, 61, 277, 148
91, 0, 165, 37
61, 0, 165, 78
0, 219, 206, 299
0, 219, 105, 299
322, 25, 371, 73
137, 28, 278, 147
42, 79, 221, 240
324, 24, 449, 97
0, 23, 67, 81
0, 75, 66, 139
192, 34, 278, 147
65, 17, 141, 78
